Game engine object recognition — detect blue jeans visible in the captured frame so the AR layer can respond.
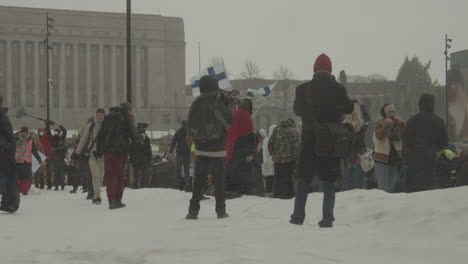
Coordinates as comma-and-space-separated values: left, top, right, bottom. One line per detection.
176, 154, 191, 191
374, 163, 399, 193
290, 178, 336, 224
341, 158, 365, 190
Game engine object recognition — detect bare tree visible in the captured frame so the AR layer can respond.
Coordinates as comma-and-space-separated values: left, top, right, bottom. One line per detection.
272, 65, 294, 80
240, 59, 262, 80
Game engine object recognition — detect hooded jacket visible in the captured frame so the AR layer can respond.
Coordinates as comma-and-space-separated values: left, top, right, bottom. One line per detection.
226, 107, 254, 161
268, 119, 300, 163
188, 76, 233, 156
403, 94, 448, 154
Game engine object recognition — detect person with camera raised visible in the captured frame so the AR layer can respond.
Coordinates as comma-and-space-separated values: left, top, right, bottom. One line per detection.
186, 75, 233, 220
74, 108, 106, 205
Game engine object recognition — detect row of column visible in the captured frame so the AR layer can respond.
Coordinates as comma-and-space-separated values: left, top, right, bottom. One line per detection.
1, 39, 147, 110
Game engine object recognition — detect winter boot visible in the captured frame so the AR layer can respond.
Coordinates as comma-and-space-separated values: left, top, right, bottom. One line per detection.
54, 186, 59, 191
109, 200, 117, 209
318, 220, 333, 228
116, 201, 126, 208
0, 204, 18, 213
92, 197, 102, 205
186, 213, 198, 220
217, 212, 230, 219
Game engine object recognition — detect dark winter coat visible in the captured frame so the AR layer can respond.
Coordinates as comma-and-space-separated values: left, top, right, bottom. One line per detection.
130, 133, 152, 167
268, 119, 300, 164
403, 94, 448, 191
96, 107, 138, 155
0, 107, 16, 193
230, 133, 256, 169
48, 125, 67, 161
294, 73, 354, 182
170, 127, 190, 156
188, 76, 233, 155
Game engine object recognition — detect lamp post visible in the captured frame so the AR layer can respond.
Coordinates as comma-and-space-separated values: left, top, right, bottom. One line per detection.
445, 34, 453, 129
45, 13, 54, 120
126, 0, 132, 104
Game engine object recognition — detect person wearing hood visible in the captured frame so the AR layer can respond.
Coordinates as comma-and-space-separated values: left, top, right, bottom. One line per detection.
186, 75, 233, 220
0, 96, 20, 213
268, 119, 300, 199
75, 108, 106, 204
96, 103, 138, 209
290, 54, 354, 227
225, 98, 257, 195
403, 94, 448, 192
15, 127, 42, 195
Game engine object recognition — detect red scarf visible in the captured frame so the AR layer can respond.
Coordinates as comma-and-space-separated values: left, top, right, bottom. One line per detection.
226, 109, 254, 160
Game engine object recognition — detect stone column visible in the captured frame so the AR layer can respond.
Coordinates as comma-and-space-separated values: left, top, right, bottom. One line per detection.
73, 43, 79, 108
5, 40, 12, 106
59, 42, 66, 123
86, 44, 92, 110
135, 45, 141, 109
19, 40, 26, 107
98, 44, 104, 107
111, 45, 117, 106
33, 41, 40, 108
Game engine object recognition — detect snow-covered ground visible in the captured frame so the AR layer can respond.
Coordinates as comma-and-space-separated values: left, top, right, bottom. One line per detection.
2, 187, 468, 264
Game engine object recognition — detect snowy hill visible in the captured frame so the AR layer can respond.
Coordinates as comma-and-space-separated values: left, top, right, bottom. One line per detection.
2, 187, 468, 264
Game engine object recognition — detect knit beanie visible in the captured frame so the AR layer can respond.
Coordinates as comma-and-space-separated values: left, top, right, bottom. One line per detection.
314, 53, 332, 73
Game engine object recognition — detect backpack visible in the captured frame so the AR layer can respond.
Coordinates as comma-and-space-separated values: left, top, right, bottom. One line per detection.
190, 93, 228, 145
305, 82, 354, 158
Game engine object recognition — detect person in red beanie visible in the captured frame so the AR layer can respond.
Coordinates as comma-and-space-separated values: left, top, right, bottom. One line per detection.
290, 53, 354, 228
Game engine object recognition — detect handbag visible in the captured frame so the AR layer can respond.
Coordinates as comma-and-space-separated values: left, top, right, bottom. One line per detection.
359, 148, 375, 172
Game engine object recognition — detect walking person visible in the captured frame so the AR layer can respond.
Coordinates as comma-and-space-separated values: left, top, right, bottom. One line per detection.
170, 120, 192, 191
186, 75, 233, 220
373, 104, 405, 193
268, 119, 300, 199
96, 103, 138, 209
15, 127, 42, 195
75, 108, 106, 204
289, 54, 354, 227
403, 94, 448, 192
0, 96, 20, 213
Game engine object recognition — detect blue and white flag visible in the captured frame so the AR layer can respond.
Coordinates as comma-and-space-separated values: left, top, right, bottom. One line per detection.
191, 63, 232, 97
246, 81, 278, 98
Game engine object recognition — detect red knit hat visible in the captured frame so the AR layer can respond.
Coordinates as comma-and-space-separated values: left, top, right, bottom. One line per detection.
314, 53, 332, 73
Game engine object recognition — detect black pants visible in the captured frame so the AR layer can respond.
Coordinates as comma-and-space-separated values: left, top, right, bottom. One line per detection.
51, 160, 65, 188
189, 156, 226, 216
0, 166, 20, 212
133, 165, 149, 188
273, 162, 295, 198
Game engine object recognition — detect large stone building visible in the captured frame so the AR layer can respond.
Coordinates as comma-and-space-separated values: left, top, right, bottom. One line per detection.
0, 5, 188, 131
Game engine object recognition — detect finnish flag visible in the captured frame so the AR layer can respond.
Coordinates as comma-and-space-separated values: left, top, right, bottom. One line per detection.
191, 63, 232, 97
246, 81, 278, 98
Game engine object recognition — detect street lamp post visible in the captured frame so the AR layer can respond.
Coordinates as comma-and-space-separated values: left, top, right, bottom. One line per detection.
126, 0, 132, 104
445, 34, 453, 129
45, 13, 54, 120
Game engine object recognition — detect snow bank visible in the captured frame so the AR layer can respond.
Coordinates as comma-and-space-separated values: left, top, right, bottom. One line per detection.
1, 187, 467, 264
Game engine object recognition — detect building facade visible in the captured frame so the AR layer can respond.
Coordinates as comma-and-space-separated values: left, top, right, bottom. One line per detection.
0, 5, 187, 131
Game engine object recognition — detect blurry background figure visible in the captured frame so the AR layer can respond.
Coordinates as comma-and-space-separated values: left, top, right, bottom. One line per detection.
341, 100, 370, 191
170, 120, 192, 191
130, 123, 152, 188
262, 125, 276, 194
268, 119, 299, 199
15, 127, 42, 195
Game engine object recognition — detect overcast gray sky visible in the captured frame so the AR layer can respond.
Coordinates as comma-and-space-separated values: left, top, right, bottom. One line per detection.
1, 0, 467, 83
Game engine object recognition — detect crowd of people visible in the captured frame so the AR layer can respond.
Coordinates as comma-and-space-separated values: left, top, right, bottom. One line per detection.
1, 54, 468, 228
